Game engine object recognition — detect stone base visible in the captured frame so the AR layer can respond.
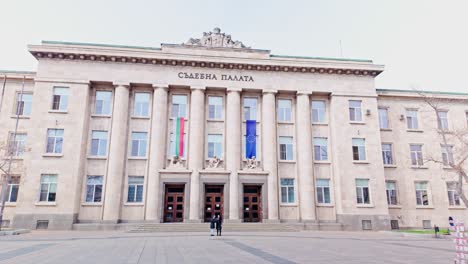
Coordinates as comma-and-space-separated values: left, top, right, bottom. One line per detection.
224, 219, 242, 223
185, 219, 203, 223
337, 214, 391, 231
13, 213, 78, 230
262, 219, 281, 224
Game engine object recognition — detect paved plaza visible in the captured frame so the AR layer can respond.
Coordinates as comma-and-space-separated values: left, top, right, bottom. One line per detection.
0, 230, 454, 263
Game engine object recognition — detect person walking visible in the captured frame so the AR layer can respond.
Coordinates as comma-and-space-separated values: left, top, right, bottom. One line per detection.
209, 215, 216, 237
216, 215, 223, 236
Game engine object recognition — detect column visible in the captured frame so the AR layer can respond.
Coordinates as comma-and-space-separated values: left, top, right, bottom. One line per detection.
103, 83, 130, 222
296, 92, 316, 221
262, 90, 279, 221
188, 86, 205, 221
226, 88, 241, 221
145, 84, 168, 221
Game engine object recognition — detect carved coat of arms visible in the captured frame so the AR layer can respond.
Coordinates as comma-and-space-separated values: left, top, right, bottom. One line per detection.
184, 28, 249, 49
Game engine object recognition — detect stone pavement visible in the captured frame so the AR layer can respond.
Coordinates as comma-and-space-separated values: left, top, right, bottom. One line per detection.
0, 231, 454, 263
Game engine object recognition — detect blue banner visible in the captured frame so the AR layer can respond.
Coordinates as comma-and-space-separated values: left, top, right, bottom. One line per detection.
246, 120, 256, 158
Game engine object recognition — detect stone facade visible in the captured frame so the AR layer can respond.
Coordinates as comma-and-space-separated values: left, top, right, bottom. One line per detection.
0, 29, 466, 230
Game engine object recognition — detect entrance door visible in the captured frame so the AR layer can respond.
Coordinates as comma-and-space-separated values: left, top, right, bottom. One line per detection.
164, 184, 185, 223
204, 185, 224, 222
243, 185, 262, 222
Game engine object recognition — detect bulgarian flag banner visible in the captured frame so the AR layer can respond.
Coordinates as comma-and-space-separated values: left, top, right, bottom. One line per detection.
174, 117, 185, 157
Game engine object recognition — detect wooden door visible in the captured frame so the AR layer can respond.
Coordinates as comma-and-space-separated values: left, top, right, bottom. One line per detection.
204, 185, 224, 222
164, 184, 185, 223
243, 185, 262, 222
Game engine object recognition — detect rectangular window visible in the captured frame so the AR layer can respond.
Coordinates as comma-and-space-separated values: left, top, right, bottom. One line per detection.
131, 132, 148, 157
8, 133, 26, 157
94, 91, 112, 115
51, 87, 69, 111
46, 129, 64, 154
352, 138, 366, 161
85, 176, 103, 203
207, 134, 223, 158
316, 179, 331, 204
406, 110, 419, 129
349, 100, 362, 121
415, 182, 429, 206
6, 176, 20, 203
171, 95, 187, 118
16, 93, 32, 116
280, 179, 295, 203
313, 137, 328, 161
279, 136, 293, 161
447, 182, 461, 206
381, 143, 393, 165
437, 111, 449, 130
39, 174, 57, 202
243, 98, 257, 121
311, 100, 326, 123
277, 99, 292, 122
133, 92, 150, 117
386, 181, 398, 205
356, 179, 370, 204
378, 108, 389, 129
127, 176, 144, 203
208, 96, 223, 120
441, 145, 454, 166
410, 144, 424, 166
169, 133, 187, 158
90, 131, 108, 156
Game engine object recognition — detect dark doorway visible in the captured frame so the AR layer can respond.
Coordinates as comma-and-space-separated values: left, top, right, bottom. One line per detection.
243, 185, 262, 222
164, 184, 185, 223
204, 185, 224, 222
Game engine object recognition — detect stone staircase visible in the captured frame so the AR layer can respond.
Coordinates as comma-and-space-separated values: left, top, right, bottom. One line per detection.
127, 222, 301, 233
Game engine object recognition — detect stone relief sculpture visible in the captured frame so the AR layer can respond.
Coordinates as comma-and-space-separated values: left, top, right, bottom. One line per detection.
246, 156, 259, 169
207, 156, 221, 169
184, 28, 249, 49
169, 155, 184, 168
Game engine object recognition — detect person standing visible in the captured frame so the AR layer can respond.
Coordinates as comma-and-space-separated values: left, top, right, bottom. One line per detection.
209, 215, 216, 237
216, 215, 223, 236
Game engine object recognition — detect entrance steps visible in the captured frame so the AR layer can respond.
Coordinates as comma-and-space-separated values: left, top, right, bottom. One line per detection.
127, 222, 299, 233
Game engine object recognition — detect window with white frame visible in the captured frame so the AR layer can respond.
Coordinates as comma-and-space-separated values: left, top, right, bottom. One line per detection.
131, 132, 147, 157
243, 97, 257, 121
280, 179, 295, 203
349, 100, 362, 121
15, 93, 32, 116
410, 144, 424, 166
90, 131, 108, 156
311, 100, 326, 123
441, 145, 454, 166
352, 138, 366, 161
208, 96, 223, 119
85, 176, 103, 203
169, 133, 187, 157
46, 129, 64, 154
171, 95, 187, 118
133, 92, 150, 117
277, 99, 292, 122
447, 182, 461, 206
316, 179, 331, 204
313, 137, 328, 161
378, 108, 389, 129
437, 111, 449, 130
127, 176, 144, 203
6, 176, 20, 203
279, 136, 293, 161
356, 179, 370, 204
8, 133, 26, 157
381, 143, 394, 165
207, 134, 223, 158
94, 91, 112, 115
386, 181, 398, 205
51, 87, 69, 111
415, 182, 429, 206
39, 174, 57, 202
406, 110, 419, 129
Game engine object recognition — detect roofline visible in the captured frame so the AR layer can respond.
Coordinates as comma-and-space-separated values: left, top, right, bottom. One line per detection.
271, 54, 373, 63
42, 40, 162, 51
377, 88, 468, 97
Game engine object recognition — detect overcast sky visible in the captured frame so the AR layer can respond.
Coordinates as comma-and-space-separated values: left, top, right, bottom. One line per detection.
1, 0, 467, 92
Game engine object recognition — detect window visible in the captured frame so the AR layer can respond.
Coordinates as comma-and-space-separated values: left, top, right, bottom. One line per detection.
131, 132, 147, 157
171, 95, 187, 118
381, 143, 393, 165
243, 98, 257, 120
349, 100, 362, 121
386, 181, 398, 205
133, 92, 150, 117
6, 176, 20, 203
280, 179, 295, 203
356, 179, 370, 204
410, 144, 424, 166
15, 93, 32, 116
277, 99, 292, 122
316, 179, 331, 204
8, 133, 26, 157
90, 131, 108, 156
94, 91, 112, 115
352, 138, 366, 161
279, 136, 293, 161
447, 182, 461, 206
378, 108, 389, 129
85, 176, 103, 203
207, 134, 223, 158
313, 137, 328, 161
169, 133, 187, 157
46, 129, 64, 154
406, 110, 419, 129
441, 145, 454, 166
208, 96, 223, 119
51, 87, 69, 111
39, 174, 57, 202
311, 100, 326, 123
415, 182, 429, 206
128, 176, 144, 203
437, 111, 448, 130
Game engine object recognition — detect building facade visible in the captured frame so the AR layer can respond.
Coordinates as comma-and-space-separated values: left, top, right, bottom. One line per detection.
1, 28, 467, 230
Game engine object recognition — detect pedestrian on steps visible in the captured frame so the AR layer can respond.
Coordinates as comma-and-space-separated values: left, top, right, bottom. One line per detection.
209, 215, 216, 237
216, 215, 223, 236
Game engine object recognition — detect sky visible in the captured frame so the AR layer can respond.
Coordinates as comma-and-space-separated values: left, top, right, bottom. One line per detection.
1, 0, 467, 93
